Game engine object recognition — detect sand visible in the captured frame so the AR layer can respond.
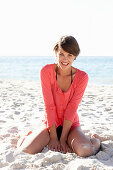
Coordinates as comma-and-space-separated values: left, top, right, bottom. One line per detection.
0, 79, 113, 170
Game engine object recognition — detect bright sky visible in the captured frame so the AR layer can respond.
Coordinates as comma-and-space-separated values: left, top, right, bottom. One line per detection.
0, 0, 113, 56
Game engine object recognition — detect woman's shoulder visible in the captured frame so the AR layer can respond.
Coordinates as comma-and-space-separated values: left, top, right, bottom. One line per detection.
76, 68, 88, 82
77, 68, 88, 77
72, 66, 88, 78
41, 64, 54, 73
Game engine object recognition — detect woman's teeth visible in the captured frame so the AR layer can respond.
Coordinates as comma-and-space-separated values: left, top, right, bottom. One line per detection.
61, 62, 69, 66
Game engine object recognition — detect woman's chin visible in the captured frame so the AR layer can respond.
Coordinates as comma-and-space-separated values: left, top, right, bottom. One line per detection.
58, 63, 71, 70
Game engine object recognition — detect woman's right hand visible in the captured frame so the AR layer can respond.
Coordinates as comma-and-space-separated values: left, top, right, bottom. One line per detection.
48, 138, 61, 152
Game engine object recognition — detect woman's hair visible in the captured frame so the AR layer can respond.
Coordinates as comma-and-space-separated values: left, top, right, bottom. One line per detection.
53, 35, 80, 57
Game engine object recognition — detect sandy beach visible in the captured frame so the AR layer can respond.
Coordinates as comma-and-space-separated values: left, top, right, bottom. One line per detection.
0, 79, 113, 170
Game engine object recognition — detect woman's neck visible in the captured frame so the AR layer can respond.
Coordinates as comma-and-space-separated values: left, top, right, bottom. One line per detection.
56, 64, 72, 77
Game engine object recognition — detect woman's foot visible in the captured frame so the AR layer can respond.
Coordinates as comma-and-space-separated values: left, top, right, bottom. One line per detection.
92, 134, 107, 142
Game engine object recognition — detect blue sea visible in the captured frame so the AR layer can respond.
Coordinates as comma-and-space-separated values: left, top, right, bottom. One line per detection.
0, 56, 113, 85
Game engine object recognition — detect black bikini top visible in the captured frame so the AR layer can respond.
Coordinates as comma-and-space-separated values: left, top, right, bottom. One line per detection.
56, 66, 73, 84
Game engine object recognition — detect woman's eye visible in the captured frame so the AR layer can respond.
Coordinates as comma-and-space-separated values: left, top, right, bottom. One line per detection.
68, 54, 73, 57
59, 53, 63, 56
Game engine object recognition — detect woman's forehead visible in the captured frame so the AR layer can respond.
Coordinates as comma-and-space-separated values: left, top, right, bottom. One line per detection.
59, 48, 69, 54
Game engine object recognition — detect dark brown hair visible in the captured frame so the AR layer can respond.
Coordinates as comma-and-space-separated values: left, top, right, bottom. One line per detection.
53, 36, 80, 57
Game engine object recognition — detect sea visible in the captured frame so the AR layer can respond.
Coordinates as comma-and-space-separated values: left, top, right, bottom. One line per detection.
0, 56, 113, 85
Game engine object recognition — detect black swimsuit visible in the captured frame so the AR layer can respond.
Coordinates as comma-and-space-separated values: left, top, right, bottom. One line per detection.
56, 66, 73, 140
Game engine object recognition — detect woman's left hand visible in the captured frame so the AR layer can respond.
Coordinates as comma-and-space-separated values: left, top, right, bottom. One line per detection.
60, 140, 72, 154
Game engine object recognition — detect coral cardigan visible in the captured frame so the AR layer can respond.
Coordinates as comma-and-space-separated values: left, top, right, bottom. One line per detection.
40, 64, 88, 129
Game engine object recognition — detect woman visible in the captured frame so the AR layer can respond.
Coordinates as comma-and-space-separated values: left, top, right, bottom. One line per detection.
17, 36, 101, 157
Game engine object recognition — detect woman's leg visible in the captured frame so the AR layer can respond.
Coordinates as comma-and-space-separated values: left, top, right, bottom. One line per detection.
17, 128, 50, 154
67, 126, 101, 157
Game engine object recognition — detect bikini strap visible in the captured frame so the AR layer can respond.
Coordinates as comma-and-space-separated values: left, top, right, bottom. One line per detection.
56, 66, 58, 80
71, 67, 73, 84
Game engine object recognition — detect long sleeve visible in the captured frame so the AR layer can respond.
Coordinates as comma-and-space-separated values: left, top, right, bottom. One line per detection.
64, 72, 88, 122
40, 66, 56, 128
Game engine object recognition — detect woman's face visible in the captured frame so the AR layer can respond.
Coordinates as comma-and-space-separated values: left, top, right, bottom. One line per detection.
56, 48, 76, 70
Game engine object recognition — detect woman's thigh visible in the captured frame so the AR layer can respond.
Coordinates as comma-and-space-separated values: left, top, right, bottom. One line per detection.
67, 126, 100, 157
18, 128, 50, 154
68, 126, 90, 147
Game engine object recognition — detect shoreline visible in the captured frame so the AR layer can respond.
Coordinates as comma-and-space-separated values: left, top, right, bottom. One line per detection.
0, 79, 113, 169
0, 78, 113, 86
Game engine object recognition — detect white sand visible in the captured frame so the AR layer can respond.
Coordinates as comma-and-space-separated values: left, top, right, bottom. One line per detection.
0, 79, 113, 170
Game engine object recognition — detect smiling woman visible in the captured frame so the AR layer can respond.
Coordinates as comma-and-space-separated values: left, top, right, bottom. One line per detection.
17, 35, 101, 157
54, 36, 80, 77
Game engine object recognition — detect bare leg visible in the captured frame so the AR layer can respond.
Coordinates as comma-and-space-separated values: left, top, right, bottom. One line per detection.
17, 128, 50, 154
17, 131, 33, 148
67, 127, 101, 157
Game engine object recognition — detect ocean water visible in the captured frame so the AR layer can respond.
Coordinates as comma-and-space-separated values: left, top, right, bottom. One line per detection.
0, 56, 113, 85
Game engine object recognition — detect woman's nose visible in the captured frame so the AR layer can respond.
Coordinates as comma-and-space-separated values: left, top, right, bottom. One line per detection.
62, 55, 68, 60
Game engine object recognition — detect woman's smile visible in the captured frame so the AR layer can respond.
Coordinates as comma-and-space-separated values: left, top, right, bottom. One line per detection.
61, 62, 69, 66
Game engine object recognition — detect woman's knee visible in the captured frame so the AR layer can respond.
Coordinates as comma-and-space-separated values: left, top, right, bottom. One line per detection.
74, 144, 94, 157
22, 146, 35, 154
71, 139, 100, 157
22, 143, 42, 154
18, 129, 50, 154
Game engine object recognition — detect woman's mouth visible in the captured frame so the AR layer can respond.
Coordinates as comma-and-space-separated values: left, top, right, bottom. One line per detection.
61, 62, 69, 66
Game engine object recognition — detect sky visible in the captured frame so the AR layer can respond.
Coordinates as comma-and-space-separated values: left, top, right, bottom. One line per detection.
0, 0, 113, 57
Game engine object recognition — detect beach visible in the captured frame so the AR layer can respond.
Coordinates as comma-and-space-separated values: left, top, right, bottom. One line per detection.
0, 79, 113, 170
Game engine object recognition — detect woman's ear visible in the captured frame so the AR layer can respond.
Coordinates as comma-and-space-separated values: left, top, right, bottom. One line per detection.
74, 56, 77, 60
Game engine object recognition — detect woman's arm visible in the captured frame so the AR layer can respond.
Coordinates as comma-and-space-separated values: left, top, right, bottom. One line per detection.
48, 123, 60, 152
60, 120, 72, 153
40, 66, 60, 151
64, 72, 88, 123
60, 120, 72, 141
40, 66, 56, 128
